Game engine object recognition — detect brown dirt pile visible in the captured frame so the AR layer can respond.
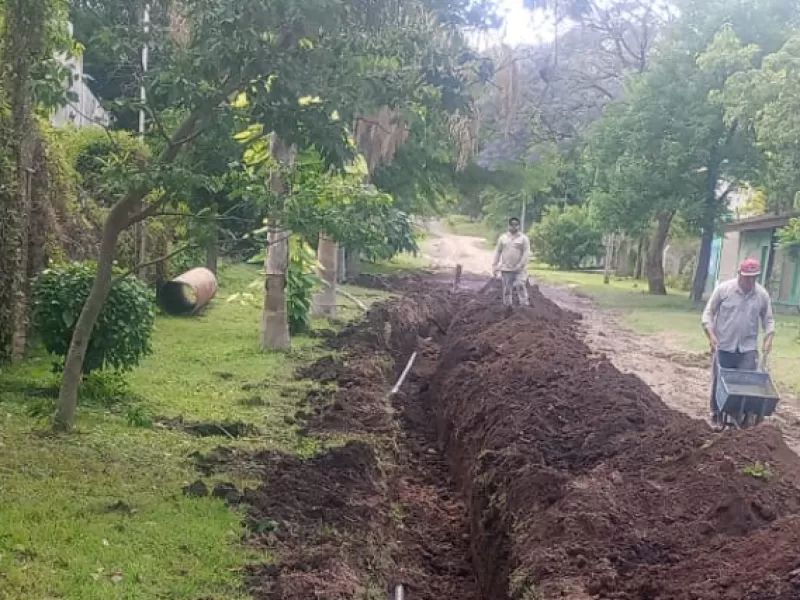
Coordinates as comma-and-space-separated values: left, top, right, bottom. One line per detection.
207, 286, 480, 599
300, 293, 452, 437
429, 285, 800, 599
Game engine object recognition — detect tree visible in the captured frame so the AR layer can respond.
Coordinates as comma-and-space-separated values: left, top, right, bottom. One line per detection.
530, 204, 602, 269
69, 0, 173, 130
0, 0, 68, 360
53, 0, 495, 429
587, 73, 704, 294
457, 0, 669, 249
587, 0, 798, 296
660, 0, 797, 301
52, 0, 378, 426
721, 32, 800, 214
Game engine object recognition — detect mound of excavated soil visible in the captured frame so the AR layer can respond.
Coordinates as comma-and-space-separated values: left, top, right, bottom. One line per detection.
207, 284, 481, 599
429, 285, 800, 600
198, 276, 800, 599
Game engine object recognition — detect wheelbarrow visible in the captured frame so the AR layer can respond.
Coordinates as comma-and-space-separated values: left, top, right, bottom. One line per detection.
714, 353, 780, 430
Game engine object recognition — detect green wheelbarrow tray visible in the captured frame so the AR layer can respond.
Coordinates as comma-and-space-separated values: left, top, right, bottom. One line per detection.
715, 363, 780, 430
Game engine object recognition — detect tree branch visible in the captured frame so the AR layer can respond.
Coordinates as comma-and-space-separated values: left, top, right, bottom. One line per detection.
113, 243, 195, 283
146, 102, 172, 145
125, 199, 163, 228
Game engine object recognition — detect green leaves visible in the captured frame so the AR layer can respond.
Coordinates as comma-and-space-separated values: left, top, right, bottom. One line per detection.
32, 263, 156, 375
777, 218, 800, 259
718, 32, 800, 212
530, 205, 603, 270
279, 148, 419, 259
286, 236, 319, 335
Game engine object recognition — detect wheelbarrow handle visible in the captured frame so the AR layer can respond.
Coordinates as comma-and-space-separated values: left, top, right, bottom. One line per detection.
759, 351, 770, 373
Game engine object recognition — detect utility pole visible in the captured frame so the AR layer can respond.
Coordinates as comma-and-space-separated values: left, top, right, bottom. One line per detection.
135, 5, 150, 278
139, 5, 149, 140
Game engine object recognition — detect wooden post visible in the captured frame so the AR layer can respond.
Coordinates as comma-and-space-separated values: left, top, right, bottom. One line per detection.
453, 264, 463, 293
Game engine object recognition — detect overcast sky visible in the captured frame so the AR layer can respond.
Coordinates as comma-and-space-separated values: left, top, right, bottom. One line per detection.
468, 0, 556, 49
497, 0, 556, 46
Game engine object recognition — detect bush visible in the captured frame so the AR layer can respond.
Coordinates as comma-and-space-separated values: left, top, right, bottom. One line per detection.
530, 205, 603, 270
33, 262, 156, 374
777, 218, 800, 259
287, 236, 320, 335
666, 272, 692, 292
56, 127, 149, 204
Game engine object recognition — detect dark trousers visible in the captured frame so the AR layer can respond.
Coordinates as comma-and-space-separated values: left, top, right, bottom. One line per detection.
710, 350, 758, 414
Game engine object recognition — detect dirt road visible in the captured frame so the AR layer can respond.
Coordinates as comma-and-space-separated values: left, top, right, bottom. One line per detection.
420, 220, 494, 274
421, 222, 800, 452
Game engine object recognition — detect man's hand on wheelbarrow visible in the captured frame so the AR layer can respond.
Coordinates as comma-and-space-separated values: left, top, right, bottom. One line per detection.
705, 328, 719, 353
763, 333, 774, 356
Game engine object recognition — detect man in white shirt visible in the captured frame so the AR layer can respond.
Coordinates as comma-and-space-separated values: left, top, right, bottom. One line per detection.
701, 258, 776, 423
492, 217, 531, 307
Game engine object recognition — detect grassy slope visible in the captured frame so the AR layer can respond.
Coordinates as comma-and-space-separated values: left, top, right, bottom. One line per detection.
531, 266, 800, 395
362, 252, 429, 274
444, 215, 492, 239
0, 263, 389, 600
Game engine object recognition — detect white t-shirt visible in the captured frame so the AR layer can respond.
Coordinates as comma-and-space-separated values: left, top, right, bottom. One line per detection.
493, 232, 531, 273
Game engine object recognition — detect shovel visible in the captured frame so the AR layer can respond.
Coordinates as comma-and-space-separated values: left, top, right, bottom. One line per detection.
479, 274, 499, 295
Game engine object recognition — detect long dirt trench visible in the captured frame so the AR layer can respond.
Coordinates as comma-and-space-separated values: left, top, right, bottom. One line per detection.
206, 275, 800, 599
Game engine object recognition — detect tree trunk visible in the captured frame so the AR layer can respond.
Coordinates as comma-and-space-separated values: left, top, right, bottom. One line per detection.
345, 248, 361, 281
312, 233, 338, 318
2, 0, 45, 360
646, 211, 674, 296
205, 203, 219, 274
0, 148, 19, 360
690, 197, 717, 303
140, 222, 149, 281
633, 236, 645, 280
260, 133, 295, 351
155, 238, 171, 287
337, 246, 346, 283
603, 233, 614, 284
54, 213, 126, 430
205, 231, 218, 275
11, 151, 32, 359
261, 225, 290, 351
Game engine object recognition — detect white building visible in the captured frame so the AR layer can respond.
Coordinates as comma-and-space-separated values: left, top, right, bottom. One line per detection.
50, 23, 109, 129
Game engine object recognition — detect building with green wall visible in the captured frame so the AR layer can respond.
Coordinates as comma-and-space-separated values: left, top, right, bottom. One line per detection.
711, 212, 800, 312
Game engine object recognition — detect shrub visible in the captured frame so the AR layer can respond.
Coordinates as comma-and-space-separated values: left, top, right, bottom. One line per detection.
56, 127, 149, 204
287, 236, 320, 335
530, 205, 603, 270
33, 262, 156, 374
666, 272, 692, 292
777, 218, 800, 259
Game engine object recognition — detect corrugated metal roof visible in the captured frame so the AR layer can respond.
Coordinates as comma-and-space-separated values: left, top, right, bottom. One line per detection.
724, 211, 800, 232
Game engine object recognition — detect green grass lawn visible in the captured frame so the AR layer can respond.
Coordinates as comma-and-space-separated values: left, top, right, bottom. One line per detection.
444, 215, 494, 241
0, 262, 390, 600
531, 266, 800, 395
361, 251, 430, 274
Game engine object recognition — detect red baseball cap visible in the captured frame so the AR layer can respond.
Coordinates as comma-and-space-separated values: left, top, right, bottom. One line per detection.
739, 258, 762, 277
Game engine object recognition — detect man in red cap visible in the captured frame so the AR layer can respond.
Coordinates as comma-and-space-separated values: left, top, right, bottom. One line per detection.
702, 258, 775, 423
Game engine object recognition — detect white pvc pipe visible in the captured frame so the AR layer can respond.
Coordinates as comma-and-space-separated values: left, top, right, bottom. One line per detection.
394, 584, 405, 600
391, 352, 418, 395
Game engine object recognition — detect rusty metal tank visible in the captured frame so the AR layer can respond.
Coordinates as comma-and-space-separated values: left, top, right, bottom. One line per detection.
158, 267, 218, 316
